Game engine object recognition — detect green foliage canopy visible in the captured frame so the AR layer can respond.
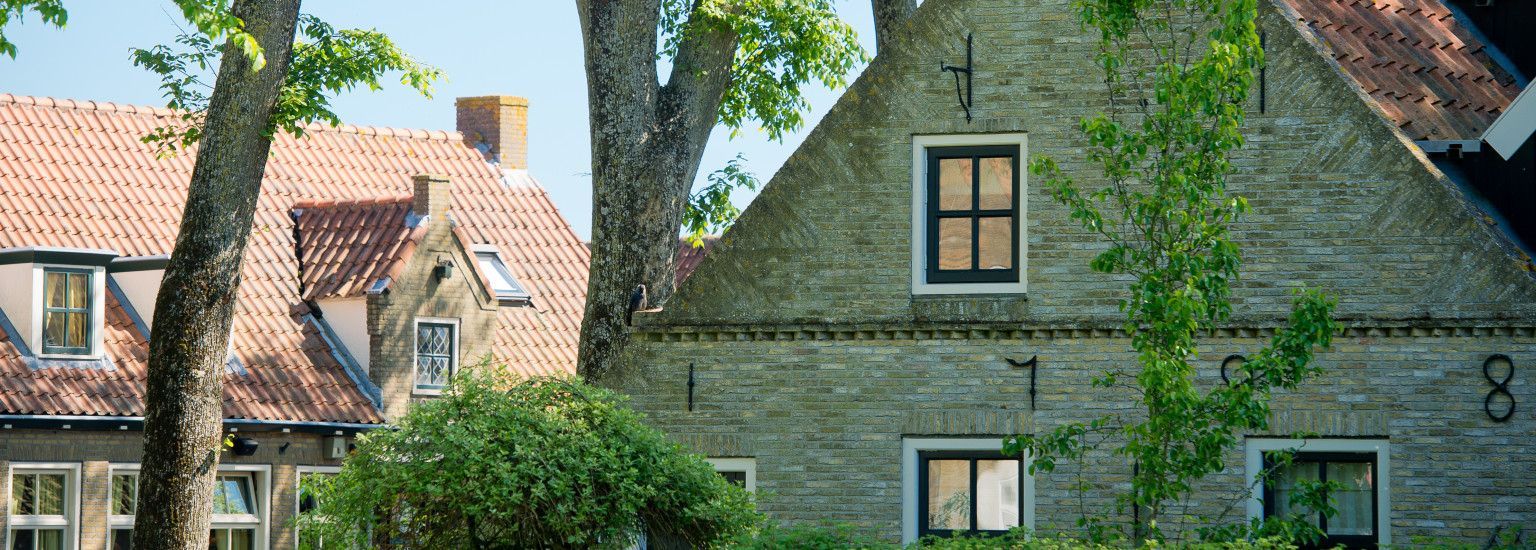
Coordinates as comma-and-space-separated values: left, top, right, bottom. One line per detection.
664, 0, 867, 242
130, 14, 440, 155
298, 368, 759, 549
0, 0, 259, 65
1005, 0, 1340, 540
684, 153, 762, 248
661, 0, 866, 142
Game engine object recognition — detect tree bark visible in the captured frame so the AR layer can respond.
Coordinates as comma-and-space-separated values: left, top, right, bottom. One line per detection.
131, 1, 302, 548
871, 0, 916, 55
575, 0, 736, 381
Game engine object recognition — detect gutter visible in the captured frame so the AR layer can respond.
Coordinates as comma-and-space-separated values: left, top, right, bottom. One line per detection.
0, 414, 386, 435
1483, 83, 1536, 160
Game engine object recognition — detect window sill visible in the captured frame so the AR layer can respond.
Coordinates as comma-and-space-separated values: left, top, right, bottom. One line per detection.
412, 388, 445, 397
911, 281, 1027, 296
7, 517, 70, 527
36, 352, 99, 361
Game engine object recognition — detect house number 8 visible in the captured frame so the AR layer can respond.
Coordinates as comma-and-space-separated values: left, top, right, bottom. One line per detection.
1483, 354, 1516, 423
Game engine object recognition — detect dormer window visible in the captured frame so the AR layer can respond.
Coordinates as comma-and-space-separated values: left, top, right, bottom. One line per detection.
0, 247, 114, 361
42, 268, 93, 356
474, 250, 531, 306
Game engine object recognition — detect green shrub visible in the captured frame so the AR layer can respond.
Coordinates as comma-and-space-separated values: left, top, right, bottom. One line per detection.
297, 367, 759, 548
728, 523, 893, 549
723, 524, 1301, 549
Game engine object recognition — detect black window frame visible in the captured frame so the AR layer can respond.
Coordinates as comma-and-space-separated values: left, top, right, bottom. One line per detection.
1262, 451, 1379, 550
917, 450, 1025, 539
925, 145, 1021, 284
41, 267, 94, 356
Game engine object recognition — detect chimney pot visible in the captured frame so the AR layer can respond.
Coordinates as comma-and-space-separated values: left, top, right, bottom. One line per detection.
412, 174, 451, 218
455, 95, 529, 170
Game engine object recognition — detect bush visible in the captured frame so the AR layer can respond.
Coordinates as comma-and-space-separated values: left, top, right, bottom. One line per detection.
297, 367, 759, 548
725, 524, 1301, 550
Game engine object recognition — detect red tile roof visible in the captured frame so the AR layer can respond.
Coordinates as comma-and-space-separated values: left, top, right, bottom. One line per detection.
1277, 0, 1522, 140
293, 196, 424, 301
0, 93, 590, 423
674, 235, 719, 288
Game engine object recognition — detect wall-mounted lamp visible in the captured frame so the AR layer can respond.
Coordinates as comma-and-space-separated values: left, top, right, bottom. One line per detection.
232, 436, 260, 456
434, 261, 454, 281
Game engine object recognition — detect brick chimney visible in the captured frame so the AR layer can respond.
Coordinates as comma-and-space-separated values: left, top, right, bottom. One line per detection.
455, 95, 529, 170
413, 174, 451, 219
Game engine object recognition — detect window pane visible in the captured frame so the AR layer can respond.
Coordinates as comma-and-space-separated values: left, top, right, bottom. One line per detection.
13, 473, 35, 515
977, 217, 1013, 270
1271, 462, 1320, 528
37, 529, 63, 550
113, 473, 137, 515
1327, 462, 1374, 536
67, 273, 89, 308
44, 272, 66, 308
716, 471, 748, 488
229, 529, 255, 550
938, 218, 973, 271
976, 460, 1020, 530
417, 356, 450, 388
417, 325, 450, 356
212, 476, 253, 515
938, 158, 973, 211
66, 311, 88, 348
111, 529, 133, 550
978, 157, 1012, 210
13, 529, 65, 550
926, 459, 971, 530
42, 312, 67, 350
37, 474, 64, 515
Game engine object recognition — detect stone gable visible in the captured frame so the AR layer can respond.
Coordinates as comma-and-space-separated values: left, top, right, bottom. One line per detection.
643, 0, 1536, 329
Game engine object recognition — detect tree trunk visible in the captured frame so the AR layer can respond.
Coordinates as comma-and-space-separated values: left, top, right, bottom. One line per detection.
575, 0, 736, 382
131, 1, 302, 548
871, 0, 916, 55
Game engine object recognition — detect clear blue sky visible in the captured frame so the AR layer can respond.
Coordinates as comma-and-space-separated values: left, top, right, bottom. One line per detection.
0, 1, 876, 240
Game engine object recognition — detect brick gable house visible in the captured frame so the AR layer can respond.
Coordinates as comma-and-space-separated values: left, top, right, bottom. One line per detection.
613, 0, 1536, 545
0, 94, 589, 549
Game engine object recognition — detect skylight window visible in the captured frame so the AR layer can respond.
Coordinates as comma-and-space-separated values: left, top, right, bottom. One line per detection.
475, 251, 531, 306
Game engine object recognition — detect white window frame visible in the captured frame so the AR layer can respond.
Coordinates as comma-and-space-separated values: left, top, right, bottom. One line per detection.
31, 264, 106, 359
106, 464, 139, 546
102, 464, 270, 550
7, 462, 81, 550
901, 437, 1034, 544
295, 465, 341, 545
210, 464, 271, 550
911, 133, 1030, 295
704, 458, 756, 492
1245, 438, 1391, 546
411, 317, 460, 396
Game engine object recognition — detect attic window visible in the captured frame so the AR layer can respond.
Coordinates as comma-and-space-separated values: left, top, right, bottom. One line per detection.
474, 251, 531, 306
42, 268, 93, 356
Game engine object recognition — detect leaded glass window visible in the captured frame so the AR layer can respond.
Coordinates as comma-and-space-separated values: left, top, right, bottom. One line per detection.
414, 322, 455, 391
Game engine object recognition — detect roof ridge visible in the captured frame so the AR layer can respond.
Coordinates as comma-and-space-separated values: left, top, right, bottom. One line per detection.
292, 194, 414, 210
0, 92, 464, 142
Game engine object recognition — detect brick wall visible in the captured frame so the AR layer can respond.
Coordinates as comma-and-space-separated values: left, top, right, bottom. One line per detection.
614, 0, 1536, 544
369, 175, 504, 420
0, 430, 343, 550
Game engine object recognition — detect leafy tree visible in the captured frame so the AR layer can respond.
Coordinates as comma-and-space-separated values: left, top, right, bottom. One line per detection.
298, 367, 759, 549
574, 0, 871, 380
683, 153, 762, 248
3, 1, 436, 547
1003, 0, 1339, 542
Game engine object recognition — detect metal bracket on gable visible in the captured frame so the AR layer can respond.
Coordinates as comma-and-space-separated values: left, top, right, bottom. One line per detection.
687, 362, 696, 412
1006, 355, 1038, 410
941, 33, 974, 122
